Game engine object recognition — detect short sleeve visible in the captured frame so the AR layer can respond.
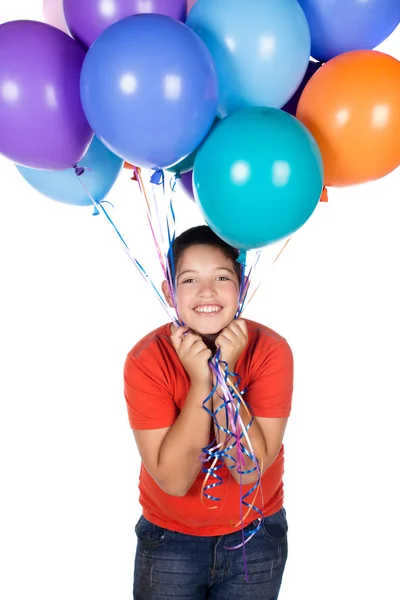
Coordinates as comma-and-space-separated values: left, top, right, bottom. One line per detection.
245, 340, 294, 418
124, 352, 179, 430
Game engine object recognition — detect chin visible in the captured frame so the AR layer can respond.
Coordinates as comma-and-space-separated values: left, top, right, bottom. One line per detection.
192, 322, 223, 335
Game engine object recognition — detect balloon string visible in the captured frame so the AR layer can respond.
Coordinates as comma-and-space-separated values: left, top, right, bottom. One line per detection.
74, 168, 177, 323
134, 167, 167, 272
237, 237, 292, 316
150, 170, 181, 321
132, 167, 183, 325
202, 355, 263, 523
272, 237, 291, 265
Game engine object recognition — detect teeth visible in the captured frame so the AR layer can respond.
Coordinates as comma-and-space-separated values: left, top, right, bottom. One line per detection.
194, 306, 221, 314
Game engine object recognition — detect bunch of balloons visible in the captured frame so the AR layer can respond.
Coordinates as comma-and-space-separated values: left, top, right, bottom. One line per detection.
0, 0, 399, 250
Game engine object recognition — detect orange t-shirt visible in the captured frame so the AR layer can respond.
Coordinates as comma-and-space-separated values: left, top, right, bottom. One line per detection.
124, 318, 293, 536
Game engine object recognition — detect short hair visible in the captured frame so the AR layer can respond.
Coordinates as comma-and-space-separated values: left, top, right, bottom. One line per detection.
168, 225, 241, 282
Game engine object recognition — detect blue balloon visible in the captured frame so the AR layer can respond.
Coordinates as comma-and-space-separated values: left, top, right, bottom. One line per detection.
298, 0, 400, 62
80, 14, 219, 169
16, 137, 123, 206
186, 0, 311, 117
193, 108, 323, 250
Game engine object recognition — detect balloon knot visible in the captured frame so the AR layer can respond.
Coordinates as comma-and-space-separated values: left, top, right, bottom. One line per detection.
236, 250, 247, 264
320, 186, 329, 202
170, 173, 182, 192
91, 199, 114, 217
73, 164, 85, 177
150, 168, 164, 185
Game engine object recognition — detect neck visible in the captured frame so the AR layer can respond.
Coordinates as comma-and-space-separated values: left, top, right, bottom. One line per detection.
201, 333, 218, 353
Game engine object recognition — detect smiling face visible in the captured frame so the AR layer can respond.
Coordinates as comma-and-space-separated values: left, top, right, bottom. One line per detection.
163, 244, 240, 335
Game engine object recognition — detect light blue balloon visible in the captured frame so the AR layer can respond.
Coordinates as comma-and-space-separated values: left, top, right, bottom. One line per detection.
16, 137, 123, 206
193, 107, 323, 250
187, 0, 311, 117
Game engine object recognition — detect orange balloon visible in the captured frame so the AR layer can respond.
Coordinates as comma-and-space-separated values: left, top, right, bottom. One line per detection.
124, 161, 135, 170
296, 50, 400, 187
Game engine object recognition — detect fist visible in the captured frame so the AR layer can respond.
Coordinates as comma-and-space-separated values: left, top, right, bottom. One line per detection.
215, 319, 248, 373
170, 326, 213, 386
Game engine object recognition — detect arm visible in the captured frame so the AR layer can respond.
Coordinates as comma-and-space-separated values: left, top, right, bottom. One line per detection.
130, 325, 214, 497
133, 380, 212, 497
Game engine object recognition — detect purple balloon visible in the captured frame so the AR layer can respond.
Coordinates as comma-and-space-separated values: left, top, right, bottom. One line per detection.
180, 171, 194, 200
64, 0, 188, 48
282, 60, 322, 116
0, 20, 93, 170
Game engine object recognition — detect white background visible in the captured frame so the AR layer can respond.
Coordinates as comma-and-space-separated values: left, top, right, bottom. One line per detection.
1, 2, 400, 599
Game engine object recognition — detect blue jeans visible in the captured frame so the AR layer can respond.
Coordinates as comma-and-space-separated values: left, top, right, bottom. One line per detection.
133, 507, 288, 599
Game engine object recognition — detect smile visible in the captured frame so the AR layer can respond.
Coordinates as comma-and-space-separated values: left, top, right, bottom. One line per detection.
193, 305, 222, 314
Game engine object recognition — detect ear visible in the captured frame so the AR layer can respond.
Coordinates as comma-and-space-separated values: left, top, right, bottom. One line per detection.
162, 280, 175, 308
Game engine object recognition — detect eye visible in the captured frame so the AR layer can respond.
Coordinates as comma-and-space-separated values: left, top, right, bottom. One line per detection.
216, 276, 230, 281
181, 278, 196, 284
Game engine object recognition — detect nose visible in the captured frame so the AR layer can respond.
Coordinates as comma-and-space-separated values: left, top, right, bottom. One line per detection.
198, 280, 216, 297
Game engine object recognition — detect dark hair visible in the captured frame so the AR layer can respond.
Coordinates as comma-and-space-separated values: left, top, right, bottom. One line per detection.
168, 225, 241, 282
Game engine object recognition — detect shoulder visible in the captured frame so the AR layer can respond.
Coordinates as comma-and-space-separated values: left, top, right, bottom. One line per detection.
127, 322, 172, 359
242, 318, 293, 375
124, 322, 177, 380
244, 318, 291, 349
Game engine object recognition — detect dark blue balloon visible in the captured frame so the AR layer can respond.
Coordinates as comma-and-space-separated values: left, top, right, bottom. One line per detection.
80, 14, 219, 169
298, 0, 400, 62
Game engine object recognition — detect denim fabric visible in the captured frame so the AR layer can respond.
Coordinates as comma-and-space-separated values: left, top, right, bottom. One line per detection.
133, 507, 288, 599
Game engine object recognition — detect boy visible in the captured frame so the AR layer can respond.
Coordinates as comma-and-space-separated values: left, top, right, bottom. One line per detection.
124, 225, 293, 599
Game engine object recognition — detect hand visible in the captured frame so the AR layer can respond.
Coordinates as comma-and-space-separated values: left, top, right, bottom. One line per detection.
215, 319, 248, 373
170, 326, 213, 387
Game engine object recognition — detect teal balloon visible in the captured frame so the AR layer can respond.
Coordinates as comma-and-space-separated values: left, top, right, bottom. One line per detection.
193, 107, 323, 250
167, 117, 220, 174
16, 137, 123, 206
187, 0, 311, 117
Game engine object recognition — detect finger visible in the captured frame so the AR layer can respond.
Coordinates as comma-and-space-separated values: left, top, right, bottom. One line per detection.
186, 338, 209, 355
235, 319, 248, 337
170, 326, 190, 350
227, 319, 247, 342
198, 347, 213, 361
181, 332, 203, 352
215, 333, 232, 348
171, 326, 190, 341
217, 328, 238, 345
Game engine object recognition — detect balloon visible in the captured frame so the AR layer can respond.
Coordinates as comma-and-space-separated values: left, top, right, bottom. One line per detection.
298, 0, 400, 62
64, 0, 188, 49
187, 0, 197, 12
167, 117, 220, 174
0, 21, 93, 170
81, 14, 218, 170
282, 61, 321, 117
180, 171, 194, 200
16, 137, 123, 206
43, 0, 69, 34
193, 107, 323, 250
296, 50, 400, 187
186, 0, 310, 117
